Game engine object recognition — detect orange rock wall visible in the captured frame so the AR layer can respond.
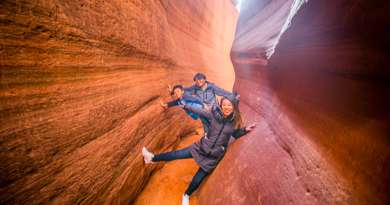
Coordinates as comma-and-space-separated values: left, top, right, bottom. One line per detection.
2, 0, 389, 204
0, 1, 237, 204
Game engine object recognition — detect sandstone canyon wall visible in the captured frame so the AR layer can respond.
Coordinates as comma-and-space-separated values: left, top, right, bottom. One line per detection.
1, 0, 389, 205
198, 0, 390, 205
0, 1, 237, 204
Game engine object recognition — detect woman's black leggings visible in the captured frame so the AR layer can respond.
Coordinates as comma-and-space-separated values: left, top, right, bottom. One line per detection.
152, 146, 209, 196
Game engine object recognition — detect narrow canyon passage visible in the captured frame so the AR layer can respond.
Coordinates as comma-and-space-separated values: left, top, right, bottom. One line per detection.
1, 0, 389, 205
133, 129, 203, 205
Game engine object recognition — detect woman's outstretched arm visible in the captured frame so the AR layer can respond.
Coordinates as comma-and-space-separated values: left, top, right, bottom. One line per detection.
232, 123, 256, 139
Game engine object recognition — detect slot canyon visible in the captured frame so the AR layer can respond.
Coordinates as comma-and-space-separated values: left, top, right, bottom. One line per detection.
0, 0, 389, 204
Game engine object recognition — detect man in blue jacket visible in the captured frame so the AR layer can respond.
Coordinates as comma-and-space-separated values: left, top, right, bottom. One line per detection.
184, 73, 239, 110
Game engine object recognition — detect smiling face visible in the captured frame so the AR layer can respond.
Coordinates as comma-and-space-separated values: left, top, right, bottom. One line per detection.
195, 78, 206, 88
173, 88, 184, 99
221, 98, 234, 117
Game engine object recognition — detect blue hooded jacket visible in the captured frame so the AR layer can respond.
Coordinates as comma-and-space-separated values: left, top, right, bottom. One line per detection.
167, 93, 203, 120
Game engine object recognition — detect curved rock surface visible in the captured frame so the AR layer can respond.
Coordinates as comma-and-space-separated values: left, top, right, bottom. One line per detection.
1, 0, 389, 205
0, 0, 237, 204
199, 0, 390, 205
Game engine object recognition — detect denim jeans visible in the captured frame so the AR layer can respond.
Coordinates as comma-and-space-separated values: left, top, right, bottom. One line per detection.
152, 146, 209, 195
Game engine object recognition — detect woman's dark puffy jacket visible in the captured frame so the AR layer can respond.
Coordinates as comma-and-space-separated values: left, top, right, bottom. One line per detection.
184, 104, 248, 172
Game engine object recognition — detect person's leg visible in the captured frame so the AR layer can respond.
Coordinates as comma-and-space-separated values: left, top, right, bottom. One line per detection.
184, 168, 209, 196
152, 146, 192, 162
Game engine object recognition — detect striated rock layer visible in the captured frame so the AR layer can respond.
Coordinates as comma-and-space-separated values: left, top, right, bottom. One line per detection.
199, 0, 390, 205
2, 0, 389, 204
0, 0, 237, 204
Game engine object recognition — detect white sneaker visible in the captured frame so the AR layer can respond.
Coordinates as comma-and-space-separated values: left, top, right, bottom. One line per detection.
142, 147, 154, 164
182, 194, 190, 205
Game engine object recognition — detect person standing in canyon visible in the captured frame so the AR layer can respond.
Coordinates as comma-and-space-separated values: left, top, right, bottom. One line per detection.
142, 96, 255, 205
184, 73, 240, 111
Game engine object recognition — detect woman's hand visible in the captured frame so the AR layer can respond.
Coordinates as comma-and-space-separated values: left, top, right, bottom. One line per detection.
160, 100, 168, 109
245, 123, 256, 132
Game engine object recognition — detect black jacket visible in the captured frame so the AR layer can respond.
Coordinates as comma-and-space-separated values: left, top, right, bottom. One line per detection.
184, 104, 248, 172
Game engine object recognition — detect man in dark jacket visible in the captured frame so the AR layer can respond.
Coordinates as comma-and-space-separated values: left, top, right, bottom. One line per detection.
184, 73, 239, 109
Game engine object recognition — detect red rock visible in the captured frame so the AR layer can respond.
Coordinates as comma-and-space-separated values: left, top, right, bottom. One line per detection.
2, 0, 389, 204
199, 0, 390, 205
